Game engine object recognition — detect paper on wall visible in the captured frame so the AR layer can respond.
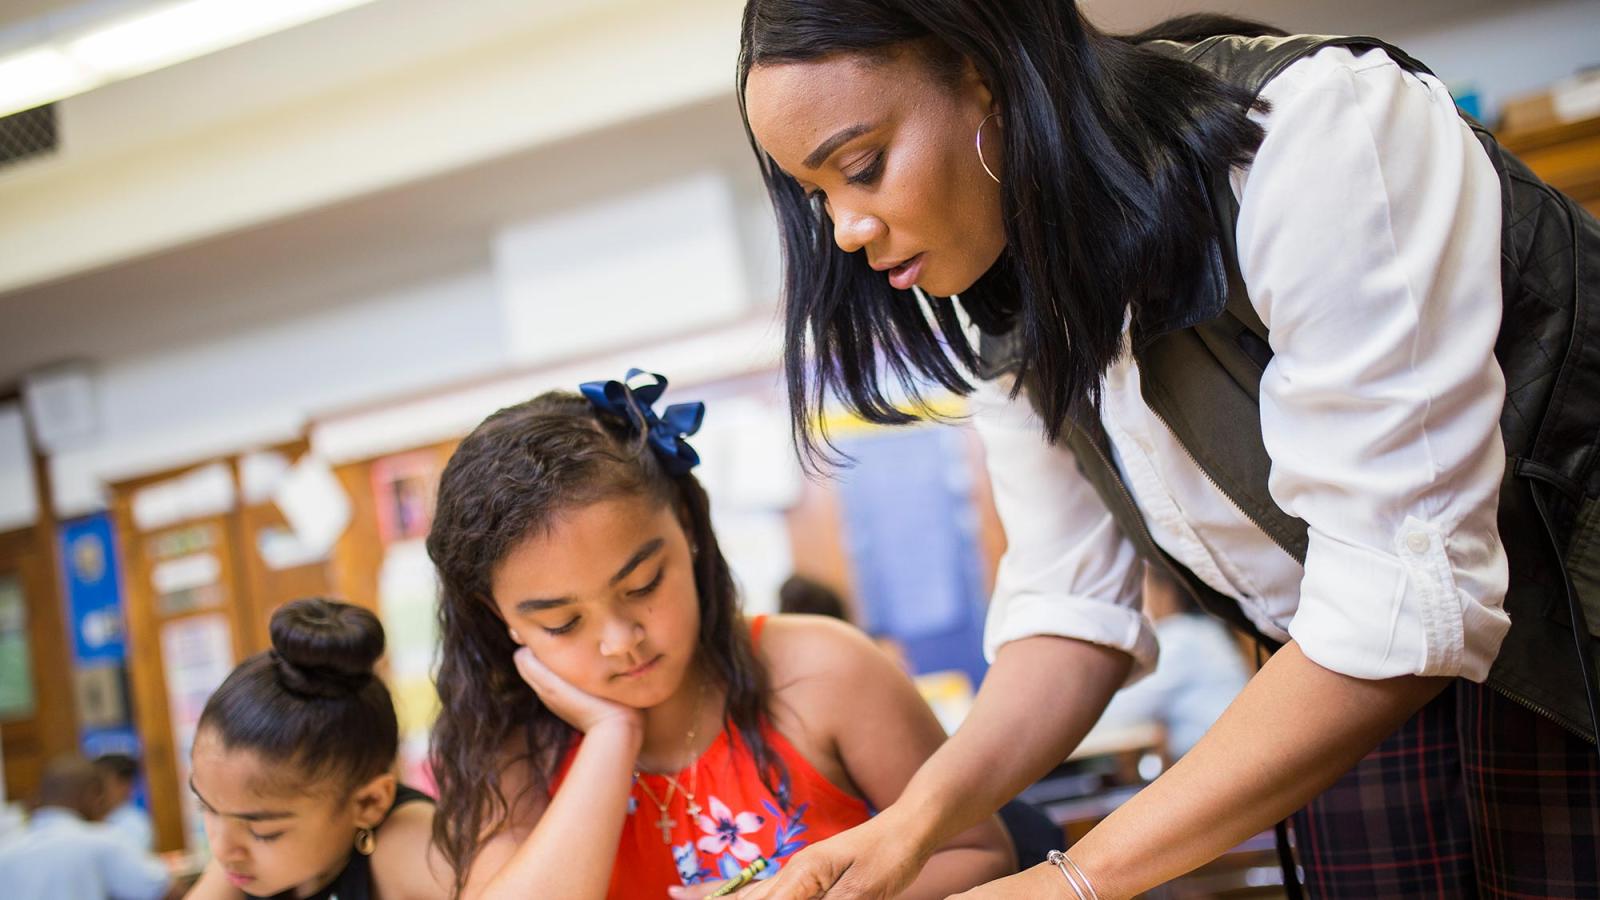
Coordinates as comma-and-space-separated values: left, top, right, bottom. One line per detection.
273, 454, 351, 557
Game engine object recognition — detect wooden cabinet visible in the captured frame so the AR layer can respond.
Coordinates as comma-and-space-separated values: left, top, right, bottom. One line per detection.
1500, 114, 1600, 217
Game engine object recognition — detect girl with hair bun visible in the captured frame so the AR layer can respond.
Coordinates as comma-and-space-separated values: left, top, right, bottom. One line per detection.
185, 598, 448, 900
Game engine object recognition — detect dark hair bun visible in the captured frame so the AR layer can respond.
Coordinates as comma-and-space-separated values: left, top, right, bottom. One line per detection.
269, 598, 384, 699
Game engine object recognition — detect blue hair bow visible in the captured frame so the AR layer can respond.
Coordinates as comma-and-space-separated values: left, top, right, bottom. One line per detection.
579, 369, 705, 476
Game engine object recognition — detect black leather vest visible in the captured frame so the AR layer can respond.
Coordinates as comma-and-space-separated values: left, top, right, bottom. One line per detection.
974, 34, 1600, 741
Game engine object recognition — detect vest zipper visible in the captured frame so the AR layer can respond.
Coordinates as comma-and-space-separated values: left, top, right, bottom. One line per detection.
1141, 403, 1302, 564
1487, 681, 1594, 742
1075, 423, 1235, 619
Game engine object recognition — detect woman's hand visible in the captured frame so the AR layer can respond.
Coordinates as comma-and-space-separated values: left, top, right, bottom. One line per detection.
948, 863, 1073, 899
513, 646, 642, 737
737, 811, 932, 900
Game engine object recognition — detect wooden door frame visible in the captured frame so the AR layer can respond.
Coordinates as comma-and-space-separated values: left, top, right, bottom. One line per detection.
0, 524, 78, 804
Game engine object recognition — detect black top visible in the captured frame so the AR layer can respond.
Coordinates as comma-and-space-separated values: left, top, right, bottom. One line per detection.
247, 785, 432, 900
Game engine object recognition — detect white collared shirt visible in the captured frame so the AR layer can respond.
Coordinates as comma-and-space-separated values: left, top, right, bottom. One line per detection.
0, 807, 170, 900
976, 45, 1511, 684
105, 803, 154, 852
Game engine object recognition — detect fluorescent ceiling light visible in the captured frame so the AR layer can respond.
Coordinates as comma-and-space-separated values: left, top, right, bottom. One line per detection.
0, 47, 92, 117
0, 0, 380, 119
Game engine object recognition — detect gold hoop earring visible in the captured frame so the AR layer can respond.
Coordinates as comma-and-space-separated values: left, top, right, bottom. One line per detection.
354, 827, 376, 856
976, 112, 1002, 185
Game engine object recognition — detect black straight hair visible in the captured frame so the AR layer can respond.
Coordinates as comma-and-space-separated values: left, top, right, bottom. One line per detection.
196, 598, 398, 795
737, 1, 1282, 463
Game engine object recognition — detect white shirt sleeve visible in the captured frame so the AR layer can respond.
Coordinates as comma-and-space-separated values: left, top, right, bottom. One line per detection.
1236, 47, 1512, 681
93, 827, 170, 900
970, 377, 1157, 680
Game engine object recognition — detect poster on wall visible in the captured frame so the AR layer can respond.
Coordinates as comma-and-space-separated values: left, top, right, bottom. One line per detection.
370, 451, 440, 545
61, 513, 127, 664
836, 426, 991, 686
148, 524, 224, 616
0, 574, 34, 720
60, 512, 145, 788
160, 614, 234, 851
377, 539, 441, 792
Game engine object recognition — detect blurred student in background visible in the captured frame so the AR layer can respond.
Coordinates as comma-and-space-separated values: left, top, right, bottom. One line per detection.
0, 755, 169, 900
94, 754, 153, 852
777, 575, 911, 672
1096, 567, 1250, 758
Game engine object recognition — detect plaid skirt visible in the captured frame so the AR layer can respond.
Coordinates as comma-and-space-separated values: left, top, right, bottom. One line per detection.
1291, 678, 1600, 898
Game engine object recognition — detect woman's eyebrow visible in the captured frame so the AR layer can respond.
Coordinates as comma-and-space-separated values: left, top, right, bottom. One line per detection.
804, 123, 873, 169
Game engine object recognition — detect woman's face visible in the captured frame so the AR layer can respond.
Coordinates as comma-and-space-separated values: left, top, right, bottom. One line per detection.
744, 44, 1007, 297
190, 733, 392, 898
491, 494, 702, 710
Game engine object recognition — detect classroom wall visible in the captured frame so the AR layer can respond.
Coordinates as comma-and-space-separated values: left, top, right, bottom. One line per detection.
1386, 0, 1600, 117
1090, 0, 1600, 121
32, 96, 777, 519
47, 265, 505, 517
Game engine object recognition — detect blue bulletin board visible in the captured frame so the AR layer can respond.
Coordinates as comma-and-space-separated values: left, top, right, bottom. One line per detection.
835, 426, 989, 685
60, 513, 127, 665
61, 513, 142, 777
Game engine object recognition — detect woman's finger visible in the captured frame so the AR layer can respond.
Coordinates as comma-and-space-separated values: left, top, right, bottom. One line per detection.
739, 855, 839, 900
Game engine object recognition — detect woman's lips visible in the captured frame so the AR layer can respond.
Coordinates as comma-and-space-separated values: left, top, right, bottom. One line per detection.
225, 871, 255, 888
888, 253, 926, 291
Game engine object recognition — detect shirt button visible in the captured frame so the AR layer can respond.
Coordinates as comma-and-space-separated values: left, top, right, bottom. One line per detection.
1405, 532, 1430, 553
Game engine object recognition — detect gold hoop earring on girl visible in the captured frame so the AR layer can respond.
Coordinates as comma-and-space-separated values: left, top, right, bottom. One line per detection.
976, 112, 1002, 185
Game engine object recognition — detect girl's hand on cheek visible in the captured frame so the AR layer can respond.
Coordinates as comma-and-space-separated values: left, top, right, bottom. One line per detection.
513, 646, 643, 738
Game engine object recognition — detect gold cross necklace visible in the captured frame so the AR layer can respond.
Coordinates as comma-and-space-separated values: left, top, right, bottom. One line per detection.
632, 675, 710, 843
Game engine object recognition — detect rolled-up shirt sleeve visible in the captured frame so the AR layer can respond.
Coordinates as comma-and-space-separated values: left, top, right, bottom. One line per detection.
970, 378, 1156, 681
1238, 49, 1512, 681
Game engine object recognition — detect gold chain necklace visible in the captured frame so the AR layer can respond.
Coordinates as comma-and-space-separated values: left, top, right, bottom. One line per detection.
665, 763, 701, 821
633, 772, 679, 844
632, 676, 710, 843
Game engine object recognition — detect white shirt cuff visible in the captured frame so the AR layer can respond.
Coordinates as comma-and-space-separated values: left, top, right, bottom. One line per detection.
983, 590, 1160, 686
1289, 521, 1510, 681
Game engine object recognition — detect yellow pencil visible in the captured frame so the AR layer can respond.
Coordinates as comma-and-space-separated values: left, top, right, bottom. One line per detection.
707, 857, 770, 897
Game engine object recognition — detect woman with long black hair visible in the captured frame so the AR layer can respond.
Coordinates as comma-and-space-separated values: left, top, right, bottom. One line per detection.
735, 2, 1600, 897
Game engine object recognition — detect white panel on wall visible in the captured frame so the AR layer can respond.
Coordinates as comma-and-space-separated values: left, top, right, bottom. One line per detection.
494, 170, 750, 364
47, 265, 504, 518
21, 363, 99, 453
0, 405, 39, 532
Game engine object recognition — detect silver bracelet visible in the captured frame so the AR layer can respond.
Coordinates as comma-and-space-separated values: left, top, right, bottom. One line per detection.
1061, 850, 1102, 900
1047, 850, 1092, 900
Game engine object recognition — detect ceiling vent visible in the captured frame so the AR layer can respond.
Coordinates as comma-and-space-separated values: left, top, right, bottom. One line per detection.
0, 104, 58, 169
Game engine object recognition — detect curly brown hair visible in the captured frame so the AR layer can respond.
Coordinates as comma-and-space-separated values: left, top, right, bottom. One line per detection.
426, 389, 782, 890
